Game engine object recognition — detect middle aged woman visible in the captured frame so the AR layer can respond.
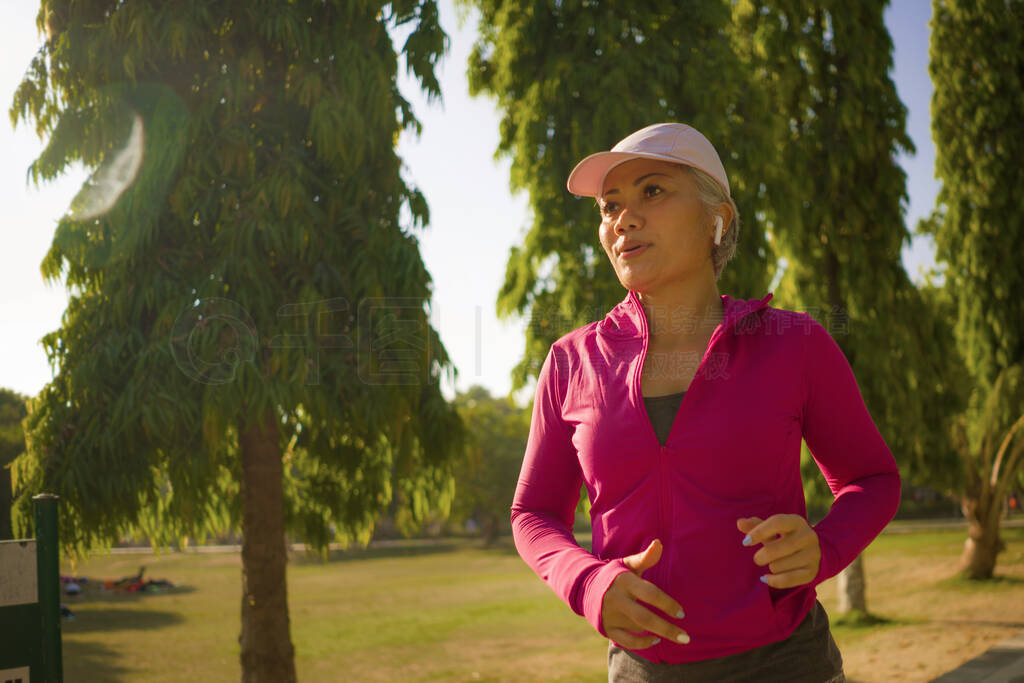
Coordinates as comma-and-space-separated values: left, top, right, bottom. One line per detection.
509, 122, 901, 682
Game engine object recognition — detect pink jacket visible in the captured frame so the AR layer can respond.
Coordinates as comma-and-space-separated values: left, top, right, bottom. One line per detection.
511, 290, 901, 663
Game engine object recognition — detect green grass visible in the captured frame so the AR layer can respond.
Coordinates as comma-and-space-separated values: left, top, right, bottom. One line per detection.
56, 526, 1024, 681
60, 541, 608, 682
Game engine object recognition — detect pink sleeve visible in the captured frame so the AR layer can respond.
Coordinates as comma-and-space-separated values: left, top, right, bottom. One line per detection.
510, 345, 630, 637
799, 317, 902, 586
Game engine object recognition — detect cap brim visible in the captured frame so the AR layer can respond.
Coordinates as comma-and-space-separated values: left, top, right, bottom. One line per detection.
566, 151, 694, 198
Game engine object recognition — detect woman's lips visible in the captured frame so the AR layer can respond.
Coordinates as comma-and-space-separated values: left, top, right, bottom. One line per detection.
620, 244, 650, 259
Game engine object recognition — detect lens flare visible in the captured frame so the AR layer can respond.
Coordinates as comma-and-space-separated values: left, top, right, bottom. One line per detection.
69, 111, 144, 221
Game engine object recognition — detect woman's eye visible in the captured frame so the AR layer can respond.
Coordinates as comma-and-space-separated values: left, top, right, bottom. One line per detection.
601, 202, 619, 216
644, 184, 663, 198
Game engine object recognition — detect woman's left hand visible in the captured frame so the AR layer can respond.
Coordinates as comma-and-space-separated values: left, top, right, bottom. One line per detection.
736, 515, 821, 589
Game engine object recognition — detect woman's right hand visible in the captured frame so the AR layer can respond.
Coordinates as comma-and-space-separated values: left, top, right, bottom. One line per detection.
600, 539, 690, 650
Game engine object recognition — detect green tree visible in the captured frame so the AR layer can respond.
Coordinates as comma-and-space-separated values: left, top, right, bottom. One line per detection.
923, 0, 1024, 579
727, 0, 967, 618
9, 2, 465, 679
451, 385, 530, 545
0, 389, 28, 541
464, 0, 776, 392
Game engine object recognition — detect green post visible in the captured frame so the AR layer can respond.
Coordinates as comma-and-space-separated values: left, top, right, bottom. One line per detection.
33, 493, 63, 683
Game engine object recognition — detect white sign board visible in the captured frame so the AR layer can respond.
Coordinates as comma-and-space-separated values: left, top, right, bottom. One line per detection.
0, 541, 38, 608
0, 665, 30, 682
0, 665, 31, 682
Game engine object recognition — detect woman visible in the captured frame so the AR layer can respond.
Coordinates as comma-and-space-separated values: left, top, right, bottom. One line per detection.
511, 123, 901, 682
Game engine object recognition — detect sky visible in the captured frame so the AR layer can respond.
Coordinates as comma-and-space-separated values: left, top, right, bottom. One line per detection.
0, 0, 940, 408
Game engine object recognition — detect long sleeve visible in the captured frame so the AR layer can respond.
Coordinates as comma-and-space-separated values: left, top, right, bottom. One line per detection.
510, 346, 630, 637
799, 317, 902, 586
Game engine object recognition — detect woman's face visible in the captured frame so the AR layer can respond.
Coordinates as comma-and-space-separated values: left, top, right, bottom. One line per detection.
597, 158, 712, 293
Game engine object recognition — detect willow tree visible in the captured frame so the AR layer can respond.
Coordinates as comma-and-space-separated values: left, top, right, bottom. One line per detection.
924, 0, 1024, 579
464, 0, 775, 391
9, 2, 465, 680
731, 0, 965, 617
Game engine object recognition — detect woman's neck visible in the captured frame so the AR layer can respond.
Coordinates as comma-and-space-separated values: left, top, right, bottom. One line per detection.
637, 279, 723, 349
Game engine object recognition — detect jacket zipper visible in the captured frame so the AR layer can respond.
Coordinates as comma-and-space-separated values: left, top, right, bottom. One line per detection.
632, 291, 742, 589
634, 291, 732, 449
634, 293, 673, 588
630, 291, 771, 612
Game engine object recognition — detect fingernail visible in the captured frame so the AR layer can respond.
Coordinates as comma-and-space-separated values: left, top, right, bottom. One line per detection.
676, 632, 691, 644
742, 535, 753, 546
676, 609, 685, 619
760, 575, 769, 583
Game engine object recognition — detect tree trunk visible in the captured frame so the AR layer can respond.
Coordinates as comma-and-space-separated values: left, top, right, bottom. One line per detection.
959, 495, 1005, 579
482, 514, 499, 547
238, 411, 296, 683
837, 553, 867, 614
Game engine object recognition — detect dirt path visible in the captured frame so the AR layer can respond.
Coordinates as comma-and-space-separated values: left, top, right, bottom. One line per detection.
816, 527, 1024, 682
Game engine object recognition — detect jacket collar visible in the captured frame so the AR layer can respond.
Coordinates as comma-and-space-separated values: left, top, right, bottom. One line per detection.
598, 289, 774, 340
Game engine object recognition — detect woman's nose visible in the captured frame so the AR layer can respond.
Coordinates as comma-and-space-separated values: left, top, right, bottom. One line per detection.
615, 205, 644, 232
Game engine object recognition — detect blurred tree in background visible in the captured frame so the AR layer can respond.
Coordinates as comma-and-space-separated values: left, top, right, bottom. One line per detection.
923, 0, 1024, 580
463, 0, 776, 393
732, 0, 969, 618
9, 1, 465, 679
0, 388, 28, 541
451, 385, 530, 545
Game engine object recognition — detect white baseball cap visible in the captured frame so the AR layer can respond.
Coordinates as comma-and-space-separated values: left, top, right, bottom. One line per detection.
566, 123, 730, 198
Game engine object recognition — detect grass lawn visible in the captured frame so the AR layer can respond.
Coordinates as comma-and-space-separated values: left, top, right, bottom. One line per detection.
57, 526, 1024, 682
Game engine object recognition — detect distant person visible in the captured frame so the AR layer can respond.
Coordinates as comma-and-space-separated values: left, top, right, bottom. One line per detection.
510, 123, 901, 682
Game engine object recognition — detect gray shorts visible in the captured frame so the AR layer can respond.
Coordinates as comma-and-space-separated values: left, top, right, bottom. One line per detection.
607, 600, 845, 682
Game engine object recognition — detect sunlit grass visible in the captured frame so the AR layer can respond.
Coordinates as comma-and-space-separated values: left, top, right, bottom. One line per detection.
57, 525, 1024, 681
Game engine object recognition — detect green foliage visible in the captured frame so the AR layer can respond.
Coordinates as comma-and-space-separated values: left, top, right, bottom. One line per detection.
924, 0, 1024, 509
0, 389, 28, 540
924, 0, 1024, 395
463, 0, 775, 391
0, 389, 28, 469
732, 1, 966, 491
954, 365, 1024, 506
9, 0, 466, 558
450, 385, 530, 542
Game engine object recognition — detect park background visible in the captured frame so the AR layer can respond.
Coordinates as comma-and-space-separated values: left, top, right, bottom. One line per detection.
1, 0, 1022, 681
1, 0, 942, 405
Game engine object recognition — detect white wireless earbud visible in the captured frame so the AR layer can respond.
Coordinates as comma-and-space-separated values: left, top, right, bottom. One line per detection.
714, 215, 724, 245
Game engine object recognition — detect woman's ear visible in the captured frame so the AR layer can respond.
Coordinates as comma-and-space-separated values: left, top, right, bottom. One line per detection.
716, 202, 734, 230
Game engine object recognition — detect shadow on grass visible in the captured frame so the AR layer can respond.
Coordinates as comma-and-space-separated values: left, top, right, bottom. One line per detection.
63, 638, 133, 682
289, 539, 465, 566
933, 573, 1024, 592
830, 609, 917, 629
62, 606, 185, 633
468, 536, 598, 557
829, 611, 922, 647
831, 606, 1024, 635
63, 585, 196, 604
287, 533, 591, 564
934, 618, 1024, 629
831, 610, 897, 626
